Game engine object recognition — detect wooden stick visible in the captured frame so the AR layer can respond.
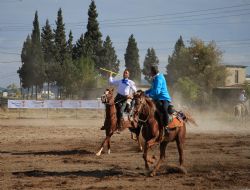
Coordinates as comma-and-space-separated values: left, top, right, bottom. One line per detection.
100, 67, 119, 75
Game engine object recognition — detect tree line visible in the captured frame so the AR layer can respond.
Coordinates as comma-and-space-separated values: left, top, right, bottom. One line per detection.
18, 1, 141, 99
17, 0, 227, 104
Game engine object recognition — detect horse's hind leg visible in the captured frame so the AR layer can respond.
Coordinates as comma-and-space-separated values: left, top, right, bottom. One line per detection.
150, 141, 168, 177
176, 136, 187, 174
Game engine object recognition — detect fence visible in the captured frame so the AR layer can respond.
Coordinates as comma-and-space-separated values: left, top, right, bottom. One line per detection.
4, 99, 105, 119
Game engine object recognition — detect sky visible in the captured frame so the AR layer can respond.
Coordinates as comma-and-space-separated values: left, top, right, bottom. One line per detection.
0, 0, 250, 88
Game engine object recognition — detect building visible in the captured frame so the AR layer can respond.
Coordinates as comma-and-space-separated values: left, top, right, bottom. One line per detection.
213, 64, 249, 103
224, 65, 247, 86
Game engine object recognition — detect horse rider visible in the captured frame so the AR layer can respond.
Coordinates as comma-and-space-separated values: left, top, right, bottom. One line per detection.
145, 65, 172, 128
101, 69, 137, 130
238, 89, 249, 114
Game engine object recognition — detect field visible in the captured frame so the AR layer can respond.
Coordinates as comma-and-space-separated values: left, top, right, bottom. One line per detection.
0, 109, 250, 190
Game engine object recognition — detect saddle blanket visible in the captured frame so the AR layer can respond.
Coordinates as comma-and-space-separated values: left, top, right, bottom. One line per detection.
168, 115, 184, 129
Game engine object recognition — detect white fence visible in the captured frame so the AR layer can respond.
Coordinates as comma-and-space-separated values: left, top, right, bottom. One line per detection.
8, 99, 105, 109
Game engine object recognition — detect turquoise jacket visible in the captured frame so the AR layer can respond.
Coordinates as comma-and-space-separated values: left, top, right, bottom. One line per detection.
145, 73, 171, 102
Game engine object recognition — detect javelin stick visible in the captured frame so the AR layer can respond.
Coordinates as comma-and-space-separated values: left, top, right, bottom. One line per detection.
100, 67, 119, 75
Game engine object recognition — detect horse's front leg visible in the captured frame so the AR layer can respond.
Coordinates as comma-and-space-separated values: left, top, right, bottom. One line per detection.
96, 136, 109, 156
137, 135, 143, 152
96, 132, 113, 156
143, 142, 150, 170
150, 141, 168, 177
107, 136, 111, 154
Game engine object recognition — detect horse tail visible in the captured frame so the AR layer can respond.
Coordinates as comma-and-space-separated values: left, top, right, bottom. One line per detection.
183, 111, 198, 127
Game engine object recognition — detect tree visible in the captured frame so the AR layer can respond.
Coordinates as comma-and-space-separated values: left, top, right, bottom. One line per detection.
74, 57, 97, 92
84, 0, 103, 69
18, 35, 34, 92
31, 11, 45, 99
54, 8, 67, 66
53, 8, 69, 97
73, 34, 84, 60
166, 37, 227, 105
167, 36, 185, 86
73, 34, 92, 60
188, 38, 226, 94
99, 35, 120, 77
124, 34, 141, 83
41, 19, 56, 99
7, 83, 19, 94
142, 48, 159, 83
175, 77, 199, 104
67, 30, 74, 58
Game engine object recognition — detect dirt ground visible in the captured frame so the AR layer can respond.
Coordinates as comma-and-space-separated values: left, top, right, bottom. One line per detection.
0, 109, 250, 190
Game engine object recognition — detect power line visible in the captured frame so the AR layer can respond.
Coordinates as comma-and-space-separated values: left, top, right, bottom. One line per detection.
0, 61, 21, 63
0, 51, 21, 55
1, 3, 250, 31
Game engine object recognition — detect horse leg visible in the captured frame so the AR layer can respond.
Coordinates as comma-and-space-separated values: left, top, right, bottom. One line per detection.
176, 127, 187, 174
147, 137, 159, 148
96, 132, 113, 156
176, 139, 187, 174
150, 141, 168, 177
143, 141, 150, 170
96, 136, 109, 156
137, 135, 143, 152
107, 136, 111, 154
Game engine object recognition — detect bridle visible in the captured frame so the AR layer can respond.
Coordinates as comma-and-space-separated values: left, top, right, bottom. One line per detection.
134, 95, 150, 123
101, 90, 115, 106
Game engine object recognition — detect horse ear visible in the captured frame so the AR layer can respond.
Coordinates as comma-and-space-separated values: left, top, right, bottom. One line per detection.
136, 89, 144, 96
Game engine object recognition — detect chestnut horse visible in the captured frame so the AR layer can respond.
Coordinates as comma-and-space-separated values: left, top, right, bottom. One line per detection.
96, 88, 142, 156
133, 90, 197, 176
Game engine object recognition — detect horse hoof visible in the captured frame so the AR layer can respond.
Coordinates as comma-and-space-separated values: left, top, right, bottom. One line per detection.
96, 152, 101, 156
108, 149, 111, 154
149, 171, 156, 177
96, 147, 103, 156
179, 166, 187, 174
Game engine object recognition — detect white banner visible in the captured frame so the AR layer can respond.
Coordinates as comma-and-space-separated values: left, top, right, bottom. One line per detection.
8, 100, 104, 109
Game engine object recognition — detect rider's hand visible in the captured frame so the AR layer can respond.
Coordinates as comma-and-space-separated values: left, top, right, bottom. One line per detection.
127, 95, 132, 99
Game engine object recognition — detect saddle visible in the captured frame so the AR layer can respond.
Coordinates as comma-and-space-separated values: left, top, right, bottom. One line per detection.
166, 111, 186, 130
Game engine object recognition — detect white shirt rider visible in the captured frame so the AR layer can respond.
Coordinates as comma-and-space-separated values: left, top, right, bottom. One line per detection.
239, 90, 247, 102
109, 70, 137, 96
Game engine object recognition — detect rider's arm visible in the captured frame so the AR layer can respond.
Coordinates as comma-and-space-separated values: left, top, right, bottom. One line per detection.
146, 76, 162, 98
130, 81, 137, 93
109, 76, 119, 86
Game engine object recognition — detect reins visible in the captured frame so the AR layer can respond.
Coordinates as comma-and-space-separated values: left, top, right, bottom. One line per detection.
137, 98, 150, 123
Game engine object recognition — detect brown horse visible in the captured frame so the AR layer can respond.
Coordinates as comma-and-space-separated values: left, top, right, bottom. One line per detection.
133, 90, 197, 176
96, 88, 142, 156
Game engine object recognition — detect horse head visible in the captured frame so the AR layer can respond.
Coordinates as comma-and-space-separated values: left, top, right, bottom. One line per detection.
133, 90, 147, 114
101, 87, 115, 105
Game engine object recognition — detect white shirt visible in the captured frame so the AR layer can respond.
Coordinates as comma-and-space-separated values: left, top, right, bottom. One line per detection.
239, 93, 246, 102
109, 77, 137, 96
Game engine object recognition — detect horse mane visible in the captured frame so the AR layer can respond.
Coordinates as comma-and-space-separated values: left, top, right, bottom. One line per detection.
144, 96, 156, 116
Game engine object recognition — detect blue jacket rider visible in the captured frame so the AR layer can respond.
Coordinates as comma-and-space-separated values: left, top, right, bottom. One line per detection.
145, 65, 172, 127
